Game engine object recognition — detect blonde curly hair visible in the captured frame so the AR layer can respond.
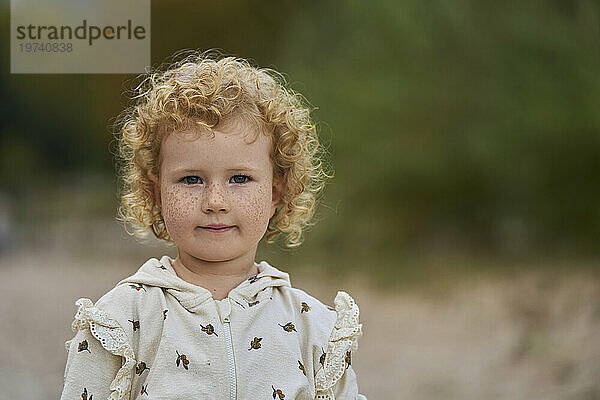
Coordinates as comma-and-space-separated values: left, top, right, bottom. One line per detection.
114, 50, 332, 248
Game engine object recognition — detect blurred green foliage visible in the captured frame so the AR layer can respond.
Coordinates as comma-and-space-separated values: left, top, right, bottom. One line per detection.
1, 0, 600, 273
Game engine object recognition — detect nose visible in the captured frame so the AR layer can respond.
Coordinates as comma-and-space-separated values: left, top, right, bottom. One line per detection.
201, 183, 229, 213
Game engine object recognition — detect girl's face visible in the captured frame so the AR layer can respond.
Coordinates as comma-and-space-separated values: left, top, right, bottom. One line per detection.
150, 120, 282, 264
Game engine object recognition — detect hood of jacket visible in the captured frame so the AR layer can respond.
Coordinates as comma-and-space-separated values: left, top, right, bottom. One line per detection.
117, 255, 292, 312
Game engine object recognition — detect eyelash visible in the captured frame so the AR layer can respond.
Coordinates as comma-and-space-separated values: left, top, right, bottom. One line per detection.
180, 175, 252, 185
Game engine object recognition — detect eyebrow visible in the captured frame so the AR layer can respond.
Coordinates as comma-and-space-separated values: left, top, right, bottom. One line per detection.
171, 166, 261, 174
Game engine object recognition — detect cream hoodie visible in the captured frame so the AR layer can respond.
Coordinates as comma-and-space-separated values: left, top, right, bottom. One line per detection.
61, 256, 366, 400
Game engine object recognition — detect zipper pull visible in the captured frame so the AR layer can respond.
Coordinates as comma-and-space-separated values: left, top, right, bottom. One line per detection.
217, 298, 232, 323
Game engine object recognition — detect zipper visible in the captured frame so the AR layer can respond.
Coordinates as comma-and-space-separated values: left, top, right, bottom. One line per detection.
223, 316, 237, 400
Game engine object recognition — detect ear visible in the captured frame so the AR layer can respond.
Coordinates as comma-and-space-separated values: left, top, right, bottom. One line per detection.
147, 171, 162, 209
270, 175, 284, 219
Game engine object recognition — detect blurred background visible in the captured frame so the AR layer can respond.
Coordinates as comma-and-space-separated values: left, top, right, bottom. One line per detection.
1, 1, 600, 399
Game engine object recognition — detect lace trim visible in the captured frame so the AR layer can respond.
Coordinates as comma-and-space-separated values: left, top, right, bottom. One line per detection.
314, 291, 362, 400
68, 298, 136, 400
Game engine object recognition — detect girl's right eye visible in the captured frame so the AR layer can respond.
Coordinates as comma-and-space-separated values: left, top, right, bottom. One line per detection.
182, 176, 202, 185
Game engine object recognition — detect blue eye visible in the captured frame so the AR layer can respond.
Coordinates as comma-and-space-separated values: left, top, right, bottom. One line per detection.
231, 175, 251, 184
182, 176, 201, 184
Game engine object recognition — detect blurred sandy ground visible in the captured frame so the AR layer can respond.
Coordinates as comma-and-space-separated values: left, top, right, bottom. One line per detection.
0, 220, 599, 400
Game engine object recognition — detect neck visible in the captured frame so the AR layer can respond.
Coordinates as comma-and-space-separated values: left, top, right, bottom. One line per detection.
172, 252, 259, 300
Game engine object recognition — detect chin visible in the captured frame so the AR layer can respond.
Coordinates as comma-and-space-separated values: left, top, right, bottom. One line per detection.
186, 248, 239, 262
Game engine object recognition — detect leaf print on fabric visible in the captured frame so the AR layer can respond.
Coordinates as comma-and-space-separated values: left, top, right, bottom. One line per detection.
176, 351, 189, 370
248, 274, 259, 284
136, 361, 150, 375
81, 387, 93, 400
128, 319, 140, 331
301, 302, 311, 313
247, 300, 259, 307
156, 264, 167, 270
77, 340, 90, 353
319, 348, 326, 367
129, 283, 146, 291
163, 309, 168, 320
298, 360, 306, 376
200, 324, 218, 336
140, 385, 149, 396
345, 350, 352, 369
248, 337, 262, 350
278, 322, 297, 332
272, 385, 285, 399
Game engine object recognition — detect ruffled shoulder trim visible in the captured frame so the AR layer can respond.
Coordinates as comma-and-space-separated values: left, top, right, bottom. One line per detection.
66, 298, 136, 400
314, 291, 363, 400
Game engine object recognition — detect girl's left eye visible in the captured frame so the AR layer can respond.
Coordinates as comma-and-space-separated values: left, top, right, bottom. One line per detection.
231, 175, 251, 184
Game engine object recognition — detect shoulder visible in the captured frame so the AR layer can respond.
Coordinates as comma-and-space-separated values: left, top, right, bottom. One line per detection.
280, 286, 337, 318
69, 284, 137, 350
281, 286, 361, 318
70, 265, 166, 342
95, 279, 150, 317
93, 260, 167, 319
277, 286, 362, 343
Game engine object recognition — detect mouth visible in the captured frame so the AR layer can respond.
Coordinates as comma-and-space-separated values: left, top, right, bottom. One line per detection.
199, 226, 235, 233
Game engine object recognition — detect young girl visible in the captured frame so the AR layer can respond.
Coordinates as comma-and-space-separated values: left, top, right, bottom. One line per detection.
61, 51, 366, 400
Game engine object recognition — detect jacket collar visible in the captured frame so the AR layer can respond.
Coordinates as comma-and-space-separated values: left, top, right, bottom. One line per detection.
118, 255, 291, 312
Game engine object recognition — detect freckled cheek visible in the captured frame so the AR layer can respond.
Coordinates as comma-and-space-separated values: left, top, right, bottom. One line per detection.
239, 186, 272, 233
161, 188, 201, 237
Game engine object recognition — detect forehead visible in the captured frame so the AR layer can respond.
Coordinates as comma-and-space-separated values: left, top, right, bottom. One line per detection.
159, 119, 273, 172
